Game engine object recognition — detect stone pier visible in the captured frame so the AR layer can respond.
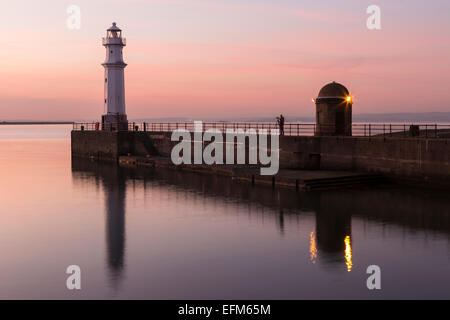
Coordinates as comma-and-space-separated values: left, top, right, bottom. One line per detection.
71, 130, 450, 188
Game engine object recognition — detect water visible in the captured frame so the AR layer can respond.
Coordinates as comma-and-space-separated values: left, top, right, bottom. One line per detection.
0, 125, 449, 299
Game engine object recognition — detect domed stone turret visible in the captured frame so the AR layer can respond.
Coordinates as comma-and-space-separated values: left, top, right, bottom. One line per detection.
315, 82, 352, 136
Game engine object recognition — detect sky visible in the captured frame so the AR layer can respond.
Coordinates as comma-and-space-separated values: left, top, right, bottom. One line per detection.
1, 0, 449, 121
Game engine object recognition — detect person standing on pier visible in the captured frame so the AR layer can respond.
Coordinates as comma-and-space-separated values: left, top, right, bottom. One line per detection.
278, 114, 285, 136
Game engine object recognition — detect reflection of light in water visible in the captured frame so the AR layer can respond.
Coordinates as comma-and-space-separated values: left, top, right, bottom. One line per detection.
309, 231, 317, 264
344, 235, 353, 272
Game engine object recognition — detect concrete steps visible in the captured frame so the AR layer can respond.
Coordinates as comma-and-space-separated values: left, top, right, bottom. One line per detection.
118, 155, 384, 191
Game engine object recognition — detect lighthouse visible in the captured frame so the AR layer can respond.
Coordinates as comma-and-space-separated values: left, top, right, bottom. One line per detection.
102, 22, 128, 130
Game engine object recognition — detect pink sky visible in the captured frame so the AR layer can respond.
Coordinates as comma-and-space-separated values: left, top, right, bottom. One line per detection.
1, 0, 449, 121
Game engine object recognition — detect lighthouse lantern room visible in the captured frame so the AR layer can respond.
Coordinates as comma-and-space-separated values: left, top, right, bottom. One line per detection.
102, 22, 128, 130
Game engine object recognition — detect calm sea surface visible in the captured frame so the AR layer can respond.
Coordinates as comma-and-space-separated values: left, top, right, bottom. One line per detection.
0, 125, 449, 299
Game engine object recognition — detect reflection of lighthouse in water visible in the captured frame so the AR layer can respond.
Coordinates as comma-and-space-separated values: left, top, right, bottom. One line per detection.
104, 169, 126, 285
71, 159, 127, 288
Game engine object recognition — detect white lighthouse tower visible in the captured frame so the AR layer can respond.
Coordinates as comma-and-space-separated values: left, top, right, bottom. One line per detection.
102, 22, 128, 130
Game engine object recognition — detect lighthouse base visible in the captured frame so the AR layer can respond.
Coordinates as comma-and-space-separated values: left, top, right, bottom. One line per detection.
102, 114, 128, 131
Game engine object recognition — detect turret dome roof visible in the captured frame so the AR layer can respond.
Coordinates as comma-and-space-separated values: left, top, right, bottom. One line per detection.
317, 81, 349, 98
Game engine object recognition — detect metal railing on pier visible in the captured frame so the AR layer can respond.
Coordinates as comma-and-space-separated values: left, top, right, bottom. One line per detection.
73, 122, 450, 138
102, 37, 126, 46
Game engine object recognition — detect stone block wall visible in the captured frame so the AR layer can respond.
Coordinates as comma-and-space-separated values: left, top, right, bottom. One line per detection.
72, 130, 450, 185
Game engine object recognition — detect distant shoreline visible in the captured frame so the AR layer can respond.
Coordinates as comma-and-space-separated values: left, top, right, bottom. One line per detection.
0, 122, 74, 125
